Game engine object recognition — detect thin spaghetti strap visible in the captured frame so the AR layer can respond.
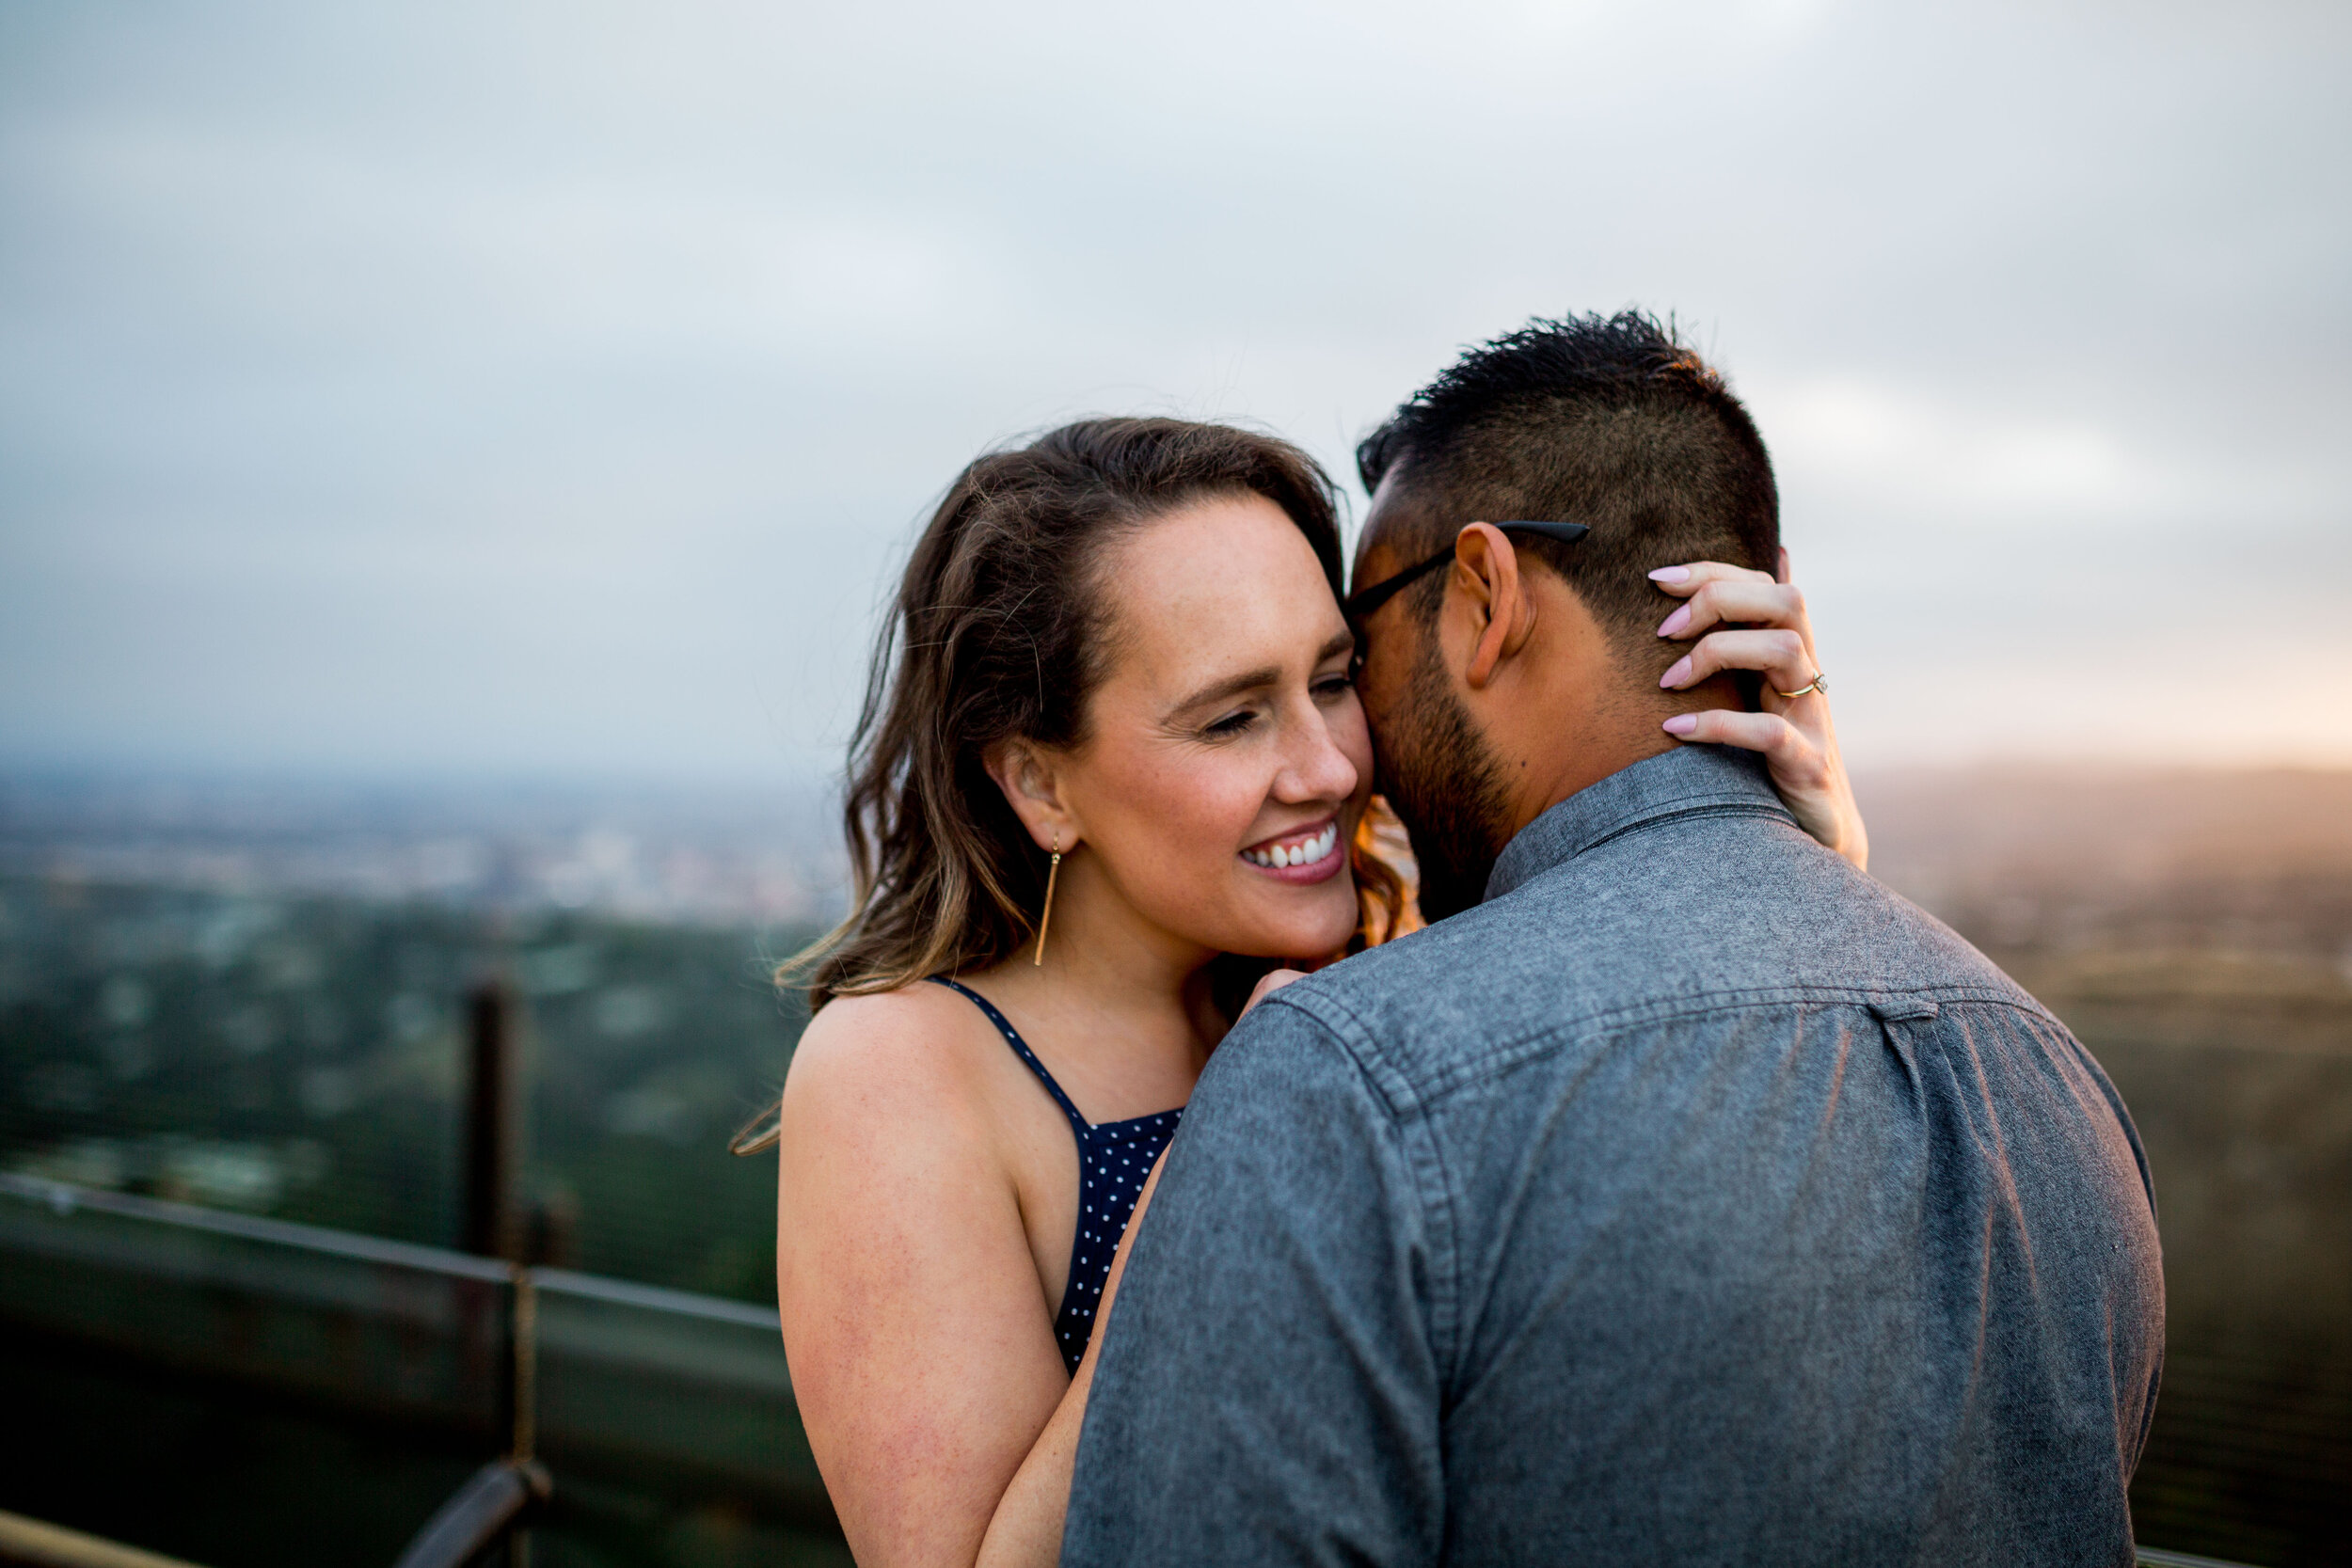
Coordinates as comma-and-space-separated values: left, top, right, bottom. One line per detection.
927, 975, 1089, 1132
924, 974, 1181, 1374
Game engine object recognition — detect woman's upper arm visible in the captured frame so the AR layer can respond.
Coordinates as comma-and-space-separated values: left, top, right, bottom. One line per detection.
776, 995, 1071, 1568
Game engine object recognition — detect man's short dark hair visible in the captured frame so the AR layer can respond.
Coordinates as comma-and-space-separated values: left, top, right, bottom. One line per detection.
1357, 311, 1778, 668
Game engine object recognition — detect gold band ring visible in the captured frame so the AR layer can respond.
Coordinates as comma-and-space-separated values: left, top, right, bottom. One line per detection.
1775, 672, 1828, 700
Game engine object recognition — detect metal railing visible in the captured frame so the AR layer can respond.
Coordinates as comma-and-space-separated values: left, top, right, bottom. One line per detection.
0, 1172, 2280, 1568
0, 1172, 834, 1565
0, 1509, 211, 1568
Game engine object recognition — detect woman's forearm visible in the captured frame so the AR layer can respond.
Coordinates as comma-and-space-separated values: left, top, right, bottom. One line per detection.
976, 1338, 1098, 1568
975, 1151, 1168, 1568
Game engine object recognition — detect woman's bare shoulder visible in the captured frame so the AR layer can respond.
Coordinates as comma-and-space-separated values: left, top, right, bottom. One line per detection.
781, 982, 1003, 1141
776, 984, 1033, 1285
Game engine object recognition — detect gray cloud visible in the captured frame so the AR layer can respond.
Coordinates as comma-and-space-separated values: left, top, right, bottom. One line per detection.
2, 0, 2345, 779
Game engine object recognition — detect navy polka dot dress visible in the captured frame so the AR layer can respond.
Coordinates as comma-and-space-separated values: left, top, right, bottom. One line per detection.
930, 976, 1181, 1374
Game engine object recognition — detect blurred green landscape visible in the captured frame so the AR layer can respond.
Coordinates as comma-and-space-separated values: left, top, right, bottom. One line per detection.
2, 767, 2348, 1564
0, 875, 818, 1305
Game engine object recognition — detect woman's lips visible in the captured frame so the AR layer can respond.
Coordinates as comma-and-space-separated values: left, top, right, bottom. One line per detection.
1239, 818, 1345, 885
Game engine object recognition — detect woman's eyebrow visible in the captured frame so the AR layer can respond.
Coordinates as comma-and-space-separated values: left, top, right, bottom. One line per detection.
1167, 632, 1357, 718
1170, 665, 1281, 716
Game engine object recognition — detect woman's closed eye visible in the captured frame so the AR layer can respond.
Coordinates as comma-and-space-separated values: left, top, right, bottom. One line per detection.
1200, 705, 1263, 739
1201, 673, 1353, 738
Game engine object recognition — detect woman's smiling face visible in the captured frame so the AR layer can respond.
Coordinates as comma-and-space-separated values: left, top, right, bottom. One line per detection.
1045, 491, 1373, 962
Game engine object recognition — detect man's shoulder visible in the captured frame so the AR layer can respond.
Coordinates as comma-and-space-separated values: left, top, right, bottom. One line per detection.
1273, 817, 2047, 1106
1263, 886, 1615, 1109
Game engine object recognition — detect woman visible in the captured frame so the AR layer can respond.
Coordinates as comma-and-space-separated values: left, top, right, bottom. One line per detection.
760, 419, 1862, 1566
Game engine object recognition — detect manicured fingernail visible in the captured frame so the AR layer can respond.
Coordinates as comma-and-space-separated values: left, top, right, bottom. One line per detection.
1657, 605, 1692, 638
1660, 657, 1692, 689
1662, 714, 1699, 736
1648, 565, 1692, 583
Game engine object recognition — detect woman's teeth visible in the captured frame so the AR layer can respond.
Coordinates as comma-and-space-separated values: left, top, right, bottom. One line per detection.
1245, 823, 1339, 870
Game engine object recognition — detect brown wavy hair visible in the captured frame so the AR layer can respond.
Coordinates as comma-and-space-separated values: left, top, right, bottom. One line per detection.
803, 416, 1407, 1008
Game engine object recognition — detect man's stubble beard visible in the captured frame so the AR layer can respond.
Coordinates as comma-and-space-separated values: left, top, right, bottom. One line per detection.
1377, 630, 1516, 926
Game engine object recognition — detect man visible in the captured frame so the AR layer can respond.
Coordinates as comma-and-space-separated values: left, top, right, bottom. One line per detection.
1061, 313, 2164, 1565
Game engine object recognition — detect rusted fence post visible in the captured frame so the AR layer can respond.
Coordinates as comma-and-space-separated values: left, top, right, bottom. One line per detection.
462, 978, 518, 1262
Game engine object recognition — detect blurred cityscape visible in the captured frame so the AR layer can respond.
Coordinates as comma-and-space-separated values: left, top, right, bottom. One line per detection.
1, 765, 2348, 1563
0, 771, 849, 1309
0, 772, 847, 927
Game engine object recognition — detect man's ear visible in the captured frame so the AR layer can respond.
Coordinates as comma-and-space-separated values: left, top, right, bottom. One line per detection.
982, 740, 1078, 852
1451, 523, 1537, 690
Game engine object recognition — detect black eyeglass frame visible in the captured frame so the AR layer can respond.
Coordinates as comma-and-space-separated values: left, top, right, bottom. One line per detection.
1340, 520, 1592, 626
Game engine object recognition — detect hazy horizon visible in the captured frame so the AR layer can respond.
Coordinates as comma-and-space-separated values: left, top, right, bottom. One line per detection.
4, 1, 2346, 785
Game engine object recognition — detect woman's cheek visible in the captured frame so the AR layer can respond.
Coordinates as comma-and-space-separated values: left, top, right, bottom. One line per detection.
1336, 702, 1376, 815
1138, 762, 1260, 890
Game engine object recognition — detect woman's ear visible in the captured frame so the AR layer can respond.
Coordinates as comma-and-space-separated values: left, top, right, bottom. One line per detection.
982, 740, 1078, 852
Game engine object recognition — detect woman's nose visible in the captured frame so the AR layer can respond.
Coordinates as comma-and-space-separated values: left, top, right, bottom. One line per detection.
1275, 706, 1360, 804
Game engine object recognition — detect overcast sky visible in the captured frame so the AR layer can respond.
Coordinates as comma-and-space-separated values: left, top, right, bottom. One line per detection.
2, 0, 2345, 785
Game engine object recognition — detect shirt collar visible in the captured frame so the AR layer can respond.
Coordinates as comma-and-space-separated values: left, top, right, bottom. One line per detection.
1484, 743, 1794, 902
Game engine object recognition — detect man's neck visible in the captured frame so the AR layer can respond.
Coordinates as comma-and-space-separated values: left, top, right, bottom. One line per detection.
1434, 562, 1750, 862
1496, 694, 1685, 843
1469, 614, 1748, 844
1452, 589, 1686, 841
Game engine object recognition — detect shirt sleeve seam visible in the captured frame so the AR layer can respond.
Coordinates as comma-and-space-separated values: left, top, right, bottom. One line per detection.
1259, 989, 1466, 1385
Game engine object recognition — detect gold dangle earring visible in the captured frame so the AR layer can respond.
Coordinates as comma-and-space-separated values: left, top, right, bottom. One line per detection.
1033, 829, 1062, 967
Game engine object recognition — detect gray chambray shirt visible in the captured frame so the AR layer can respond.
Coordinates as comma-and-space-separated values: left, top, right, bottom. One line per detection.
1063, 743, 2164, 1567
